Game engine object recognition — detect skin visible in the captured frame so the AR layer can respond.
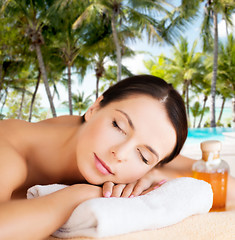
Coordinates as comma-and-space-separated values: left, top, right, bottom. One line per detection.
0, 94, 234, 240
0, 94, 176, 239
76, 95, 176, 185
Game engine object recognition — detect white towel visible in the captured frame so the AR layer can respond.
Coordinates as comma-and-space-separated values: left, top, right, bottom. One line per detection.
27, 177, 213, 238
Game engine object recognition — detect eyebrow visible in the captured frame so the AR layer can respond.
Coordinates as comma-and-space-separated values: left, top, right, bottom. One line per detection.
145, 145, 159, 161
115, 109, 135, 130
115, 109, 160, 160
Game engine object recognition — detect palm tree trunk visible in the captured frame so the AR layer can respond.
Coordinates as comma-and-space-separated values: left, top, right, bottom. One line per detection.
35, 44, 57, 117
217, 97, 225, 124
18, 89, 25, 120
210, 11, 218, 128
29, 70, 41, 122
182, 80, 186, 102
0, 63, 3, 102
0, 88, 8, 113
67, 64, 73, 115
96, 75, 100, 100
111, 12, 122, 82
232, 96, 235, 128
225, 18, 229, 37
197, 95, 208, 128
0, 63, 3, 92
95, 59, 105, 99
186, 80, 190, 118
193, 116, 196, 128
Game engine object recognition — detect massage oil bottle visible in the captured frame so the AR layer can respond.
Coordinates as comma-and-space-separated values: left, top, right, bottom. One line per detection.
192, 140, 229, 211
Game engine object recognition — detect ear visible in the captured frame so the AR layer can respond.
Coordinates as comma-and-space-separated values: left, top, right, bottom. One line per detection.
84, 95, 104, 122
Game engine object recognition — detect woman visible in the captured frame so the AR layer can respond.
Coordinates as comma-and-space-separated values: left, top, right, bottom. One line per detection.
0, 75, 191, 239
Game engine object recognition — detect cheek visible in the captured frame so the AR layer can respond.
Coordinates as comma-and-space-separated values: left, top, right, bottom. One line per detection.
82, 120, 107, 146
87, 120, 123, 148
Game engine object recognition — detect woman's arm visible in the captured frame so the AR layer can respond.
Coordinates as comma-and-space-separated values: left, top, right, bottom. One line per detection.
0, 184, 102, 240
0, 124, 102, 240
160, 154, 235, 202
0, 139, 103, 240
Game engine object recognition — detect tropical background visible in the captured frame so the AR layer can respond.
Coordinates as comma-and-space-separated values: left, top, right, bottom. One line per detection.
0, 0, 235, 129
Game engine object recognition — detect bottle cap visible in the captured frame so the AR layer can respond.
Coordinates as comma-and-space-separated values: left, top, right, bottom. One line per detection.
200, 140, 222, 152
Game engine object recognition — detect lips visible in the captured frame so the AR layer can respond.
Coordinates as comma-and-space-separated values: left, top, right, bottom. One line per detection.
94, 153, 113, 175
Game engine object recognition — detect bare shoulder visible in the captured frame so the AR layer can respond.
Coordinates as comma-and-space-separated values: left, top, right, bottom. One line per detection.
0, 115, 81, 136
36, 115, 81, 126
0, 119, 36, 145
0, 120, 29, 201
0, 118, 30, 130
0, 115, 81, 200
0, 115, 81, 152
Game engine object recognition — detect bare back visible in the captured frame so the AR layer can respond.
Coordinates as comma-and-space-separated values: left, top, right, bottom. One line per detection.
0, 116, 84, 200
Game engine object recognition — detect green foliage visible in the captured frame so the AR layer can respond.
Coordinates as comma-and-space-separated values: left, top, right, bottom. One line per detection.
203, 120, 210, 128
190, 101, 209, 128
0, 113, 5, 120
0, 0, 234, 126
216, 120, 224, 127
218, 34, 235, 94
5, 90, 47, 121
225, 118, 232, 128
63, 91, 93, 115
143, 55, 168, 80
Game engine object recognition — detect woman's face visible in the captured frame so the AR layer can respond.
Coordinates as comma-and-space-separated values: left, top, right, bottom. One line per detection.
76, 94, 176, 185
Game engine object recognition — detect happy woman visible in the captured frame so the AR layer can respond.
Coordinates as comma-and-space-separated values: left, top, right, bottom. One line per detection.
0, 75, 233, 240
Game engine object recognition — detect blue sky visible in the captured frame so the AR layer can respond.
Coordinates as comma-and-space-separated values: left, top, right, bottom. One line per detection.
39, 12, 235, 109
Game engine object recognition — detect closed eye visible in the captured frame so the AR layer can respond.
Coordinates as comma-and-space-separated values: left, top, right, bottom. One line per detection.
137, 148, 149, 165
112, 120, 126, 135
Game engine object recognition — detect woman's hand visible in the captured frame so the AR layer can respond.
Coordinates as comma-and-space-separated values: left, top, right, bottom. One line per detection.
70, 183, 103, 203
102, 168, 169, 198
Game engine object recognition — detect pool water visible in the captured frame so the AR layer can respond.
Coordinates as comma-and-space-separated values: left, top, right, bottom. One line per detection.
185, 128, 235, 144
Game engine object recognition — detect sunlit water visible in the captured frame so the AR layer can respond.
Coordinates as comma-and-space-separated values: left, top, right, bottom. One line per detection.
186, 127, 235, 144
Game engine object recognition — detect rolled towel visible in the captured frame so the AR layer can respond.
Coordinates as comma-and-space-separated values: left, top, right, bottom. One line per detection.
27, 177, 213, 238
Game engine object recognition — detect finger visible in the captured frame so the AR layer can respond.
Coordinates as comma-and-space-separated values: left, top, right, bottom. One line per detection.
131, 179, 152, 197
141, 186, 156, 195
141, 179, 168, 195
153, 179, 167, 190
111, 184, 126, 197
102, 181, 114, 198
121, 183, 136, 198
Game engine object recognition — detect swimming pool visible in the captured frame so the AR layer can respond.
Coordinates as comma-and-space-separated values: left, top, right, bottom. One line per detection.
185, 127, 235, 144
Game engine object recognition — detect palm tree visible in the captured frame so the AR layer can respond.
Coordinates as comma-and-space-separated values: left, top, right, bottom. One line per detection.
49, 1, 90, 115
77, 11, 115, 99
28, 68, 41, 122
99, 63, 134, 95
2, 0, 57, 117
0, 9, 24, 102
73, 0, 200, 82
83, 33, 135, 99
193, 76, 211, 128
143, 54, 176, 83
190, 101, 209, 128
200, 0, 234, 127
69, 91, 93, 116
217, 33, 235, 127
0, 58, 31, 117
161, 37, 204, 120
3, 63, 35, 120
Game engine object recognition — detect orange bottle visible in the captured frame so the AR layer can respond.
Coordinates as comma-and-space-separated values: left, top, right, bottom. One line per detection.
192, 140, 229, 211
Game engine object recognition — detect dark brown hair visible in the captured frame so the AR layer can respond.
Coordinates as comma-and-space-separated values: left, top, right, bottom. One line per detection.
98, 75, 188, 166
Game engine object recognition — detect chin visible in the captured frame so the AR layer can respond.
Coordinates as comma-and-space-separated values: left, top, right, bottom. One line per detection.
83, 175, 104, 185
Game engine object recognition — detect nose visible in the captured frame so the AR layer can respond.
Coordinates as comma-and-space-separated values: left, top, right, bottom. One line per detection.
111, 143, 129, 163
111, 137, 136, 163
